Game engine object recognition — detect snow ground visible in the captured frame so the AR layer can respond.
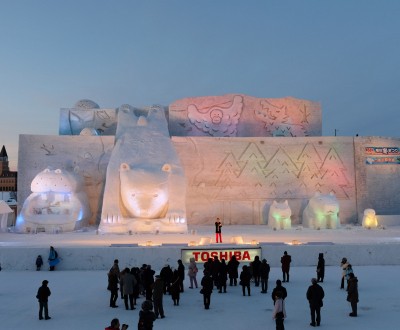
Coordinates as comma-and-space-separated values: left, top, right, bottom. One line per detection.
1, 225, 399, 329
1, 265, 399, 330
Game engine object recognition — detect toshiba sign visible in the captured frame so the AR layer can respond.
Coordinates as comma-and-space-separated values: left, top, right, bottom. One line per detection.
181, 247, 262, 264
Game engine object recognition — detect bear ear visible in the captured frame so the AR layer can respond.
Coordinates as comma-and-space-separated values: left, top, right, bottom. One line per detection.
162, 164, 171, 172
120, 163, 130, 171
44, 168, 51, 173
55, 169, 62, 174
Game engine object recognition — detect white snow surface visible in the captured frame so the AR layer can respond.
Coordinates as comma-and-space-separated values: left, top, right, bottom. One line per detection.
1, 225, 400, 329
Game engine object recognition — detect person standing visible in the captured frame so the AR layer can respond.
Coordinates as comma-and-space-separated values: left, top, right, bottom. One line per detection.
260, 258, 271, 293
120, 267, 136, 310
227, 255, 240, 286
272, 291, 286, 330
36, 255, 43, 271
218, 258, 228, 293
240, 265, 252, 296
316, 253, 325, 283
107, 265, 119, 308
201, 270, 214, 309
48, 246, 60, 271
177, 259, 185, 292
170, 269, 180, 306
152, 275, 165, 319
347, 272, 359, 317
36, 280, 51, 320
252, 255, 262, 287
187, 257, 199, 289
215, 218, 222, 243
306, 278, 325, 327
280, 251, 291, 282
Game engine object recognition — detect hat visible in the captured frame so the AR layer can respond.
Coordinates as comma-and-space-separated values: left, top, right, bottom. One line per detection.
311, 278, 317, 284
42, 280, 49, 285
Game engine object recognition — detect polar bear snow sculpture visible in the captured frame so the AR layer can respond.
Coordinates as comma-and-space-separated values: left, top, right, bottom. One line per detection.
268, 200, 292, 230
99, 105, 187, 234
302, 192, 340, 229
362, 208, 378, 229
16, 167, 91, 232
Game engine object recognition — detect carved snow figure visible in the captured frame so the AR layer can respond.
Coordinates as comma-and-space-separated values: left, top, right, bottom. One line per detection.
362, 208, 378, 229
302, 192, 340, 229
99, 104, 187, 234
254, 99, 307, 136
16, 167, 91, 232
268, 200, 292, 230
187, 95, 243, 137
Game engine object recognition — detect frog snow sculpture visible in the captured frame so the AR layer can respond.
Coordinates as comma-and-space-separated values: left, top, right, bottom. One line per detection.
302, 192, 340, 229
99, 104, 187, 234
268, 200, 292, 230
362, 208, 378, 229
16, 167, 91, 232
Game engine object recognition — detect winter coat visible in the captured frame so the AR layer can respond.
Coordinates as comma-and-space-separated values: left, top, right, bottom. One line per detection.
306, 283, 325, 307
138, 309, 156, 330
260, 261, 271, 280
239, 267, 252, 286
281, 254, 291, 272
36, 284, 51, 302
201, 274, 214, 294
272, 284, 287, 302
252, 256, 262, 277
341, 261, 349, 278
121, 272, 136, 295
169, 272, 180, 300
178, 262, 185, 281
218, 261, 228, 282
227, 258, 240, 279
347, 277, 359, 303
107, 271, 119, 292
36, 256, 43, 267
160, 265, 173, 285
272, 297, 286, 319
317, 256, 325, 276
345, 265, 354, 280
187, 261, 198, 277
152, 278, 164, 301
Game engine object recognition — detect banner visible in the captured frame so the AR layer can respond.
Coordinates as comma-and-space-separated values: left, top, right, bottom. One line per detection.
365, 156, 400, 165
365, 147, 400, 156
181, 247, 262, 264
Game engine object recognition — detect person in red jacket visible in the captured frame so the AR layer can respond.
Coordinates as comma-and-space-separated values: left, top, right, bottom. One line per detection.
105, 318, 128, 330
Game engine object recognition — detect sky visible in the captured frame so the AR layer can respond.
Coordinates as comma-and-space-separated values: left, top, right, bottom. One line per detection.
1, 0, 400, 170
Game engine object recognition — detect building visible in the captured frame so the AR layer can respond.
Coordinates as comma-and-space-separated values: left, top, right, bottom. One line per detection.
0, 145, 18, 222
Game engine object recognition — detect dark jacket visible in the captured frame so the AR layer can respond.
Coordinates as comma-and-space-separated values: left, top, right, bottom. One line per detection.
306, 283, 325, 307
201, 274, 214, 294
252, 256, 262, 277
239, 266, 252, 286
36, 284, 51, 302
138, 309, 156, 330
272, 284, 287, 302
227, 257, 240, 279
317, 254, 325, 276
347, 277, 359, 303
281, 254, 291, 272
260, 260, 271, 279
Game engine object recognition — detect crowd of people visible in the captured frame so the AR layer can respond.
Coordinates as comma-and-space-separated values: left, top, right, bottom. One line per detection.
35, 248, 359, 330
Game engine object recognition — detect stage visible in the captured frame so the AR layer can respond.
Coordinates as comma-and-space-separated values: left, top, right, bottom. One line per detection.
1, 225, 400, 271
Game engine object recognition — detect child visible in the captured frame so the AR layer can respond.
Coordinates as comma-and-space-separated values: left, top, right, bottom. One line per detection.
36, 255, 43, 271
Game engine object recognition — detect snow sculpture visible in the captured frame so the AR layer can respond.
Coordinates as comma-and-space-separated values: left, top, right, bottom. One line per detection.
302, 192, 340, 229
268, 200, 292, 230
16, 167, 91, 232
99, 104, 187, 234
362, 208, 378, 229
187, 95, 243, 137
